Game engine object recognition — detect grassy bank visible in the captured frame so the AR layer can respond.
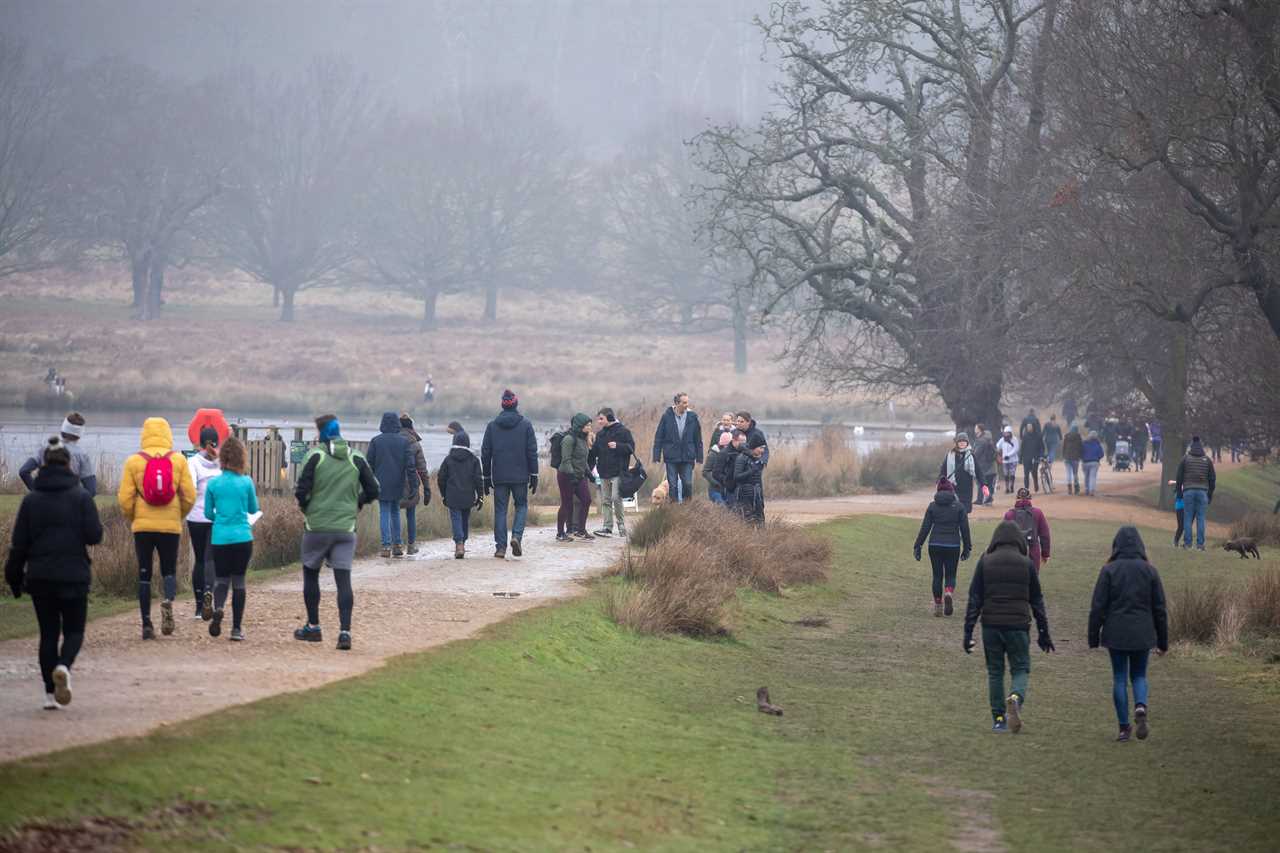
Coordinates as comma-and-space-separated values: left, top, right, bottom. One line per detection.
2, 516, 1279, 850
1142, 462, 1280, 523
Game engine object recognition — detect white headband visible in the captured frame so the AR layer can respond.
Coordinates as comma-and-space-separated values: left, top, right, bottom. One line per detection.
60, 418, 84, 438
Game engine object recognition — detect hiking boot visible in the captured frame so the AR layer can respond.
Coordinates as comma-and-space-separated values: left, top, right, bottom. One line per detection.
52, 665, 72, 707
1134, 705, 1149, 740
455, 542, 465, 559
43, 693, 58, 711
141, 621, 155, 640
202, 591, 214, 621
1006, 694, 1022, 733
510, 536, 523, 557
230, 627, 245, 642
294, 624, 323, 643
495, 546, 506, 559
944, 591, 954, 616
992, 716, 1008, 733
380, 547, 392, 558
933, 599, 943, 617
593, 529, 613, 538
1116, 724, 1132, 742
337, 631, 352, 651
160, 600, 175, 636
392, 544, 405, 558
573, 530, 594, 541
406, 544, 419, 556
555, 533, 574, 543
209, 609, 224, 638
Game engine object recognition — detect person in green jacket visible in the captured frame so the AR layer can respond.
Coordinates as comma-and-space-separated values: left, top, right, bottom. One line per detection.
556, 413, 593, 542
203, 437, 259, 642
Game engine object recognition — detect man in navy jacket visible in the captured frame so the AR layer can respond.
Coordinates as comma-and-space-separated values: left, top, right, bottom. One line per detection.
652, 392, 703, 503
481, 389, 539, 558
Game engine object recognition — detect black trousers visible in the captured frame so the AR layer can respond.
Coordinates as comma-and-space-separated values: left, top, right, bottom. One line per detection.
928, 545, 960, 599
32, 590, 88, 694
134, 531, 180, 621
187, 520, 213, 604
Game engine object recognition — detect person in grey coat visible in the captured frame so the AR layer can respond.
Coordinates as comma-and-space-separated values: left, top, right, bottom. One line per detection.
366, 412, 414, 557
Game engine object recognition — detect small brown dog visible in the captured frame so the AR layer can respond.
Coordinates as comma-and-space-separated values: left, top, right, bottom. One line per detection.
1223, 538, 1261, 559
650, 479, 670, 507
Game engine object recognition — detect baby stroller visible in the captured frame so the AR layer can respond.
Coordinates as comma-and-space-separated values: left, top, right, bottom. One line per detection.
1113, 437, 1133, 472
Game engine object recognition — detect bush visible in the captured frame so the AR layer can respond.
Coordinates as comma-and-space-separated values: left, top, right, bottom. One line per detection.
1245, 569, 1280, 633
1229, 512, 1280, 546
1168, 570, 1280, 649
1168, 581, 1232, 645
765, 426, 861, 498
858, 443, 946, 494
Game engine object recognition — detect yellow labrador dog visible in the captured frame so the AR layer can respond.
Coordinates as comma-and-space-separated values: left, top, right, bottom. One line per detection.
649, 478, 670, 507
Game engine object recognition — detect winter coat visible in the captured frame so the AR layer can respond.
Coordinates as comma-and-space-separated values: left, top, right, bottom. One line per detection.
587, 421, 636, 479
940, 448, 980, 503
1003, 500, 1051, 568
972, 434, 997, 472
914, 490, 972, 552
715, 445, 740, 494
204, 471, 259, 546
1088, 527, 1169, 652
4, 464, 103, 594
437, 446, 484, 511
117, 417, 197, 535
702, 446, 725, 491
558, 414, 592, 481
185, 452, 221, 523
652, 407, 704, 464
1081, 436, 1105, 463
733, 449, 764, 488
1062, 429, 1083, 462
1148, 422, 1163, 443
1019, 428, 1043, 465
399, 426, 431, 509
1175, 445, 1216, 499
963, 521, 1050, 635
366, 412, 415, 503
481, 409, 539, 486
1019, 415, 1041, 441
20, 440, 97, 496
995, 435, 1020, 465
1042, 422, 1063, 451
295, 438, 380, 534
741, 420, 770, 465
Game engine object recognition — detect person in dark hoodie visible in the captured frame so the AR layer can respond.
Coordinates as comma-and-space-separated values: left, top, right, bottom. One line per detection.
963, 520, 1055, 734
557, 413, 594, 542
366, 412, 415, 558
1088, 526, 1169, 742
972, 424, 998, 507
1061, 424, 1084, 495
5, 437, 104, 710
437, 432, 485, 559
716, 429, 745, 509
587, 408, 635, 538
481, 390, 539, 559
397, 413, 432, 556
733, 432, 768, 524
1020, 420, 1044, 493
913, 478, 973, 617
1174, 436, 1216, 551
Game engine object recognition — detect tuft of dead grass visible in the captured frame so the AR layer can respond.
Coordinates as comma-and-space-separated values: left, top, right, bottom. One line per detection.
1228, 512, 1280, 546
1168, 570, 1280, 650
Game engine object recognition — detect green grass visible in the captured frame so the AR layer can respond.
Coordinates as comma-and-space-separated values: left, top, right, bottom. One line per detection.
1142, 462, 1280, 523
2, 516, 1279, 850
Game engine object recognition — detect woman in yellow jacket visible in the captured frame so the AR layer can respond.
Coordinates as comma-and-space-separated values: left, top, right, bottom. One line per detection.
118, 417, 196, 639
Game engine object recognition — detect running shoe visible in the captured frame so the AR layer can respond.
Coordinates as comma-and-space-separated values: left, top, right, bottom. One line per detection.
992, 716, 1008, 733
230, 627, 245, 642
1005, 693, 1022, 733
141, 621, 155, 640
510, 536, 523, 557
933, 599, 943, 618
52, 664, 72, 707
393, 545, 405, 558
555, 534, 573, 543
43, 693, 58, 711
209, 609, 224, 638
406, 544, 419, 556
495, 546, 507, 559
944, 591, 954, 616
1134, 705, 1149, 740
160, 600, 175, 636
1116, 724, 1132, 742
573, 530, 595, 541
294, 624, 323, 642
203, 590, 214, 621
593, 529, 613, 538
337, 631, 352, 651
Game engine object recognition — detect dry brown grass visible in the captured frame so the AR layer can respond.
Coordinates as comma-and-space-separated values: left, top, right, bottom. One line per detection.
1168, 569, 1280, 650
767, 425, 862, 498
1228, 512, 1280, 546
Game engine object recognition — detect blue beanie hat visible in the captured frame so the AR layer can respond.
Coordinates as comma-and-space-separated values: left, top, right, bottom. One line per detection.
320, 418, 341, 440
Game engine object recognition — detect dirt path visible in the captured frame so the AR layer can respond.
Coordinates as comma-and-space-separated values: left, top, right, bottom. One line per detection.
0, 529, 624, 763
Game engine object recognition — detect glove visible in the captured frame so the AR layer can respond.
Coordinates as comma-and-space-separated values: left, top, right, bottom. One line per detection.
913, 546, 922, 561
961, 549, 971, 561
1038, 631, 1056, 653
529, 474, 538, 495
963, 635, 976, 654
483, 476, 492, 496
474, 496, 484, 511
423, 490, 432, 507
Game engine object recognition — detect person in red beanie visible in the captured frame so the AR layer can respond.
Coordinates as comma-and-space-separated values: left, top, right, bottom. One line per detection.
913, 477, 973, 617
1004, 487, 1051, 571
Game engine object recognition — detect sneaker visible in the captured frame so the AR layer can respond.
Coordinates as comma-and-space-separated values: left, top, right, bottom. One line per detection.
495, 546, 506, 559
209, 609, 224, 638
43, 693, 58, 711
392, 544, 405, 558
337, 631, 352, 651
193, 607, 204, 621
1117, 724, 1132, 742
455, 542, 465, 559
1134, 705, 1149, 740
202, 591, 214, 621
406, 544, 419, 556
294, 624, 323, 643
933, 599, 943, 618
555, 533, 574, 543
230, 627, 245, 642
380, 547, 392, 558
992, 716, 1008, 733
573, 530, 595, 541
510, 536, 523, 557
944, 591, 954, 616
52, 664, 72, 707
160, 600, 175, 636
593, 529, 613, 538
141, 621, 155, 640
1006, 693, 1022, 733
1196, 544, 1206, 552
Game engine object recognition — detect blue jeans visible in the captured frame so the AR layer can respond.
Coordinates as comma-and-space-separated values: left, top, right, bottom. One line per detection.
403, 505, 416, 545
1046, 444, 1058, 463
1109, 649, 1150, 725
493, 483, 528, 548
708, 490, 725, 505
1064, 459, 1079, 489
449, 508, 471, 543
1182, 487, 1209, 547
1082, 461, 1100, 495
665, 462, 695, 503
378, 500, 401, 547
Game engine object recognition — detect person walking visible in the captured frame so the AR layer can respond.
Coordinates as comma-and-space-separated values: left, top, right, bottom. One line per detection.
1174, 436, 1216, 551
556, 413, 594, 542
1004, 488, 1051, 572
186, 427, 222, 621
1062, 396, 1079, 427
19, 412, 97, 496
702, 432, 732, 505
963, 521, 1055, 733
118, 417, 196, 640
913, 478, 972, 617
366, 412, 415, 558
1131, 424, 1148, 472
1020, 421, 1044, 493
202, 437, 258, 642
1103, 418, 1119, 465
1088, 526, 1169, 742
733, 432, 768, 524
1042, 415, 1063, 467
1081, 430, 1105, 497
1148, 422, 1163, 464
1019, 408, 1041, 442
939, 432, 985, 513
652, 392, 703, 503
481, 390, 539, 558
397, 413, 432, 556
588, 408, 635, 537
5, 437, 103, 710
293, 415, 379, 651
1062, 425, 1084, 495
995, 427, 1020, 495
1171, 490, 1185, 547
437, 431, 484, 558
972, 425, 998, 506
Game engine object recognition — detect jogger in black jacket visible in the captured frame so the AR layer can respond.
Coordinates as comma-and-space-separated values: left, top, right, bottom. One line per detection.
914, 478, 973, 617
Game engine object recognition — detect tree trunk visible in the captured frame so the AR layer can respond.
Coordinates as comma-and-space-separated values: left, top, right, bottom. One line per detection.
130, 253, 149, 311
1157, 322, 1190, 510
272, 286, 280, 308
142, 253, 165, 320
279, 287, 297, 322
732, 305, 748, 375
483, 283, 498, 322
421, 285, 440, 331
942, 376, 1004, 443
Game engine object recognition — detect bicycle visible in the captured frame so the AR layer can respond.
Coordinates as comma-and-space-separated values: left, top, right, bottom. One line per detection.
1039, 457, 1055, 494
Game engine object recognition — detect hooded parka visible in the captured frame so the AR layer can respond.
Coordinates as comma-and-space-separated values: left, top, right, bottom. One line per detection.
118, 418, 197, 534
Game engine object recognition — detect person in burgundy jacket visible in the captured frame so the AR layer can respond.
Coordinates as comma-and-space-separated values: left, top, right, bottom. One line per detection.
1003, 487, 1051, 571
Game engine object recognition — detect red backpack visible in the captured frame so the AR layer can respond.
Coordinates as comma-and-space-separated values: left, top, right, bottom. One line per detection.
138, 452, 176, 506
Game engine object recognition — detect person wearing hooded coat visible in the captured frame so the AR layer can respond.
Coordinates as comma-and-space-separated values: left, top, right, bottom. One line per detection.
1019, 421, 1044, 493
963, 521, 1055, 734
437, 432, 485, 559
366, 412, 415, 558
1174, 436, 1216, 551
1088, 526, 1169, 742
913, 478, 973, 617
1061, 424, 1084, 495
481, 389, 539, 559
556, 413, 594, 541
5, 437, 104, 710
972, 425, 998, 506
939, 432, 985, 513
1003, 488, 1051, 572
733, 432, 768, 524
397, 413, 433, 556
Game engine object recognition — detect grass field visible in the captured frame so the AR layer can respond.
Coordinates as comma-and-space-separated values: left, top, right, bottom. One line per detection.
1142, 462, 1280, 523
2, 515, 1278, 851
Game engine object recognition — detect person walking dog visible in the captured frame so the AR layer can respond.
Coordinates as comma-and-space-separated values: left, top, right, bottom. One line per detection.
652, 392, 703, 503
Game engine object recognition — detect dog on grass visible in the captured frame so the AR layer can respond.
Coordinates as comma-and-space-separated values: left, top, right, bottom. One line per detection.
650, 479, 670, 507
1222, 538, 1261, 559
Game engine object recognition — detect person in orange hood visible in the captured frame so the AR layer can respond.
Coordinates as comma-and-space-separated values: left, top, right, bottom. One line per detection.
118, 417, 196, 640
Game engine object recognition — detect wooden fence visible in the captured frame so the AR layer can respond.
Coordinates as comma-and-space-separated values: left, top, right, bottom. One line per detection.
229, 426, 369, 494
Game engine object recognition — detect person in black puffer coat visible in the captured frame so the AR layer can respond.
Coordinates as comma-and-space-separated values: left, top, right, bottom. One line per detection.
436, 432, 485, 559
1088, 526, 1168, 742
4, 437, 103, 710
587, 408, 635, 537
366, 411, 414, 557
733, 432, 767, 524
716, 430, 744, 509
914, 478, 973, 617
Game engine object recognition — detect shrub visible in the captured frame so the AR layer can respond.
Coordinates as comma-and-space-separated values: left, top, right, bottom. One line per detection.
1229, 512, 1280, 546
1168, 570, 1280, 649
859, 443, 946, 494
1245, 569, 1280, 633
1168, 581, 1231, 645
764, 426, 861, 498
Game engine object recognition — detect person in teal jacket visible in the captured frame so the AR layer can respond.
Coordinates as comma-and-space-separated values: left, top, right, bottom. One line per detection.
203, 436, 259, 642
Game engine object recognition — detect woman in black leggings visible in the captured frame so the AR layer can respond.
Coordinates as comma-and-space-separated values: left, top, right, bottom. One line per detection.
4, 437, 104, 709
203, 437, 259, 642
913, 478, 973, 617
186, 427, 221, 620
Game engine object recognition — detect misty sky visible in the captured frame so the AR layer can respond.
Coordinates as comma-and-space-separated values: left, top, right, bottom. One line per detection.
5, 0, 780, 155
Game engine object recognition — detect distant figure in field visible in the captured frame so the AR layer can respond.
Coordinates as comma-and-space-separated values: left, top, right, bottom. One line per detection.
1020, 420, 1043, 493
1062, 396, 1078, 427
423, 375, 436, 403
1042, 415, 1063, 466
1148, 422, 1162, 464
652, 392, 704, 504
20, 412, 96, 496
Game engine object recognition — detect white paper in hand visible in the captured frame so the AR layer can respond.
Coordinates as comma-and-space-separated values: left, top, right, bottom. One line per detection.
248, 511, 263, 527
